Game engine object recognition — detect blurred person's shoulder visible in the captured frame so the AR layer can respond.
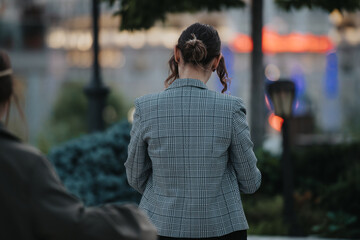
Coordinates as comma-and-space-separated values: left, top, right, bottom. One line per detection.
0, 130, 48, 174
3, 135, 43, 158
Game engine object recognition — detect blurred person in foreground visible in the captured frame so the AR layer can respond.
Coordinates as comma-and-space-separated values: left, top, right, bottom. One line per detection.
0, 50, 157, 240
125, 23, 261, 240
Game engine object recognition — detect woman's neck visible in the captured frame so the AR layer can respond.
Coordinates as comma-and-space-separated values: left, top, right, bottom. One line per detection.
178, 64, 212, 84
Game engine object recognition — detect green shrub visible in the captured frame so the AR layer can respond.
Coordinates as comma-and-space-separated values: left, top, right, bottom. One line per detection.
47, 120, 141, 206
292, 142, 360, 238
312, 211, 359, 238
246, 143, 360, 238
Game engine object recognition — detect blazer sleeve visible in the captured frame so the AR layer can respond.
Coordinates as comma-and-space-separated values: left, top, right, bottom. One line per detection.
124, 99, 152, 194
229, 99, 261, 194
30, 155, 157, 240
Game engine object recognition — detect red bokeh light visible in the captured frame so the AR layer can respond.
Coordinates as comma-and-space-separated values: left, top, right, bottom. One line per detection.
230, 28, 334, 53
268, 113, 284, 132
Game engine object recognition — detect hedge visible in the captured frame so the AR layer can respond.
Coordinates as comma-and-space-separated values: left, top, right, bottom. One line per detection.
48, 120, 141, 206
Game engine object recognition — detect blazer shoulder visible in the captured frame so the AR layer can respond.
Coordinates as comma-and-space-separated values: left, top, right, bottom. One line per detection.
135, 92, 161, 105
232, 96, 247, 114
211, 91, 247, 114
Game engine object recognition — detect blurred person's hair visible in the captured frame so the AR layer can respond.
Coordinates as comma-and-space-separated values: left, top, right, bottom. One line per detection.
0, 50, 26, 128
165, 23, 230, 93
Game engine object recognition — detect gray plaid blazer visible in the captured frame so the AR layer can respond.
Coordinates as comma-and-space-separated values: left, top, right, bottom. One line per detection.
125, 78, 261, 238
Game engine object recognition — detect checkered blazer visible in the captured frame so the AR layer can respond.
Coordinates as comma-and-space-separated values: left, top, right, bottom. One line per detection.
125, 78, 261, 238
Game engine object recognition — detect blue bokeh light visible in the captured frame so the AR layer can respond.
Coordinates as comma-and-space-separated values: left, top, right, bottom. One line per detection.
324, 51, 338, 99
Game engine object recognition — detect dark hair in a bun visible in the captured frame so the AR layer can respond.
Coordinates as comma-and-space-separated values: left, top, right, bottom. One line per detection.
165, 23, 230, 93
182, 33, 208, 64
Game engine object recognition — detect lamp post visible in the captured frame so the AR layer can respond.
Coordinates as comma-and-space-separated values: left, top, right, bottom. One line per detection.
267, 79, 299, 236
250, 0, 265, 148
84, 0, 109, 132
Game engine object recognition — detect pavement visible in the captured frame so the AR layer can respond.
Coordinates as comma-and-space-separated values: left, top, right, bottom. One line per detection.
248, 236, 347, 240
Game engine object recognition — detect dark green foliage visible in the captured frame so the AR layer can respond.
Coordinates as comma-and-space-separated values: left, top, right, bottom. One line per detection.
275, 0, 360, 12
312, 211, 360, 238
104, 0, 245, 31
243, 143, 360, 237
293, 143, 360, 212
292, 142, 360, 238
254, 149, 282, 196
243, 195, 287, 235
104, 0, 360, 31
48, 81, 88, 143
48, 120, 141, 206
242, 150, 285, 235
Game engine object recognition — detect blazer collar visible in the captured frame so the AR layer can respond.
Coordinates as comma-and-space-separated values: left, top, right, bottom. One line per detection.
166, 78, 208, 91
0, 122, 21, 142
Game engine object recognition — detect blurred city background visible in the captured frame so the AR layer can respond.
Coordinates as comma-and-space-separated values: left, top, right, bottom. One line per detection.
1, 0, 359, 238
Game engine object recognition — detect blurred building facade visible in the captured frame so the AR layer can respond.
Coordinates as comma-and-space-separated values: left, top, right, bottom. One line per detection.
1, 0, 360, 147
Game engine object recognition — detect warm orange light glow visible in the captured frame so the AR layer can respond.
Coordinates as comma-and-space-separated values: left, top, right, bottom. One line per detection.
230, 28, 334, 53
268, 113, 284, 132
230, 33, 253, 52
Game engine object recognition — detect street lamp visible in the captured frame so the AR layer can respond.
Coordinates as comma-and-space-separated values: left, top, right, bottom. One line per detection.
84, 0, 109, 132
267, 80, 295, 118
267, 79, 300, 236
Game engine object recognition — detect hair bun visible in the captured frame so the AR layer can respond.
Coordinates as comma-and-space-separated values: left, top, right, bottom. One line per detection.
183, 33, 207, 63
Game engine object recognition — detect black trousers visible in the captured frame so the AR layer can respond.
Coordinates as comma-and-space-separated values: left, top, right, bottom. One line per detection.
158, 230, 247, 240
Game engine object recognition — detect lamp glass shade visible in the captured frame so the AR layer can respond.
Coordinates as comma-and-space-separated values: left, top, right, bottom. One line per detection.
272, 92, 283, 116
267, 80, 296, 118
280, 91, 293, 117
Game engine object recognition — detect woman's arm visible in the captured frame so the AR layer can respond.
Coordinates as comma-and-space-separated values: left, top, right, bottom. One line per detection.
229, 99, 261, 194
30, 155, 157, 240
125, 100, 152, 194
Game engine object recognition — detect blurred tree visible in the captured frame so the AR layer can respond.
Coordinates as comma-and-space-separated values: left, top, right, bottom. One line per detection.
105, 0, 360, 31
275, 0, 360, 12
104, 0, 245, 31
37, 81, 130, 153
